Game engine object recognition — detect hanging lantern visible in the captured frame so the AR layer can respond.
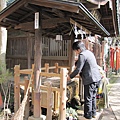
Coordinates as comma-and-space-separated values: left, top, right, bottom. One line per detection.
56, 35, 63, 41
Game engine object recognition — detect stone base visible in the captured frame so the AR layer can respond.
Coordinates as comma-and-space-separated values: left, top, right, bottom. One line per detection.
28, 115, 46, 120
78, 111, 102, 120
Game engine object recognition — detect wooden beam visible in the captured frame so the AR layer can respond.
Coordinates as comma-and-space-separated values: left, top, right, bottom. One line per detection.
19, 11, 34, 22
0, 22, 9, 28
101, 16, 113, 20
43, 17, 69, 26
42, 8, 57, 18
42, 11, 53, 19
28, 0, 80, 13
15, 21, 34, 30
52, 8, 65, 18
70, 18, 91, 34
24, 3, 38, 12
15, 18, 69, 30
3, 18, 20, 24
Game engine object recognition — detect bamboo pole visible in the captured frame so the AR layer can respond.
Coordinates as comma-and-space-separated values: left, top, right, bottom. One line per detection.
24, 76, 30, 120
19, 69, 32, 74
40, 72, 61, 77
13, 66, 34, 120
59, 68, 67, 120
54, 62, 59, 112
53, 91, 59, 112
46, 81, 53, 120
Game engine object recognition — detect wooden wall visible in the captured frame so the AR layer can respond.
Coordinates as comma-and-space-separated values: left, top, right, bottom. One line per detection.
6, 36, 70, 71
6, 29, 104, 71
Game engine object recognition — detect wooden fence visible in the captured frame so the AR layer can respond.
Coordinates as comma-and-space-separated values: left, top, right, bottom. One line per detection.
14, 63, 69, 120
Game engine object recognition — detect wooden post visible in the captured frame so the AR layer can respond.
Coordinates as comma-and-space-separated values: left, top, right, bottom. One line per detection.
14, 65, 20, 113
102, 41, 106, 61
93, 43, 102, 66
46, 81, 53, 120
54, 91, 59, 112
24, 76, 30, 120
31, 64, 34, 106
45, 63, 49, 73
34, 11, 42, 118
54, 63, 59, 73
27, 33, 32, 69
59, 68, 67, 120
34, 91, 41, 118
118, 48, 120, 73
116, 47, 119, 75
53, 63, 60, 112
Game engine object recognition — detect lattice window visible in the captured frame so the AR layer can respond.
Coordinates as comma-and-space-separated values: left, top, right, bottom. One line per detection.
42, 37, 70, 57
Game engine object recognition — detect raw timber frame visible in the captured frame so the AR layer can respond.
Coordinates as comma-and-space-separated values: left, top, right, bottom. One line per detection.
14, 63, 68, 120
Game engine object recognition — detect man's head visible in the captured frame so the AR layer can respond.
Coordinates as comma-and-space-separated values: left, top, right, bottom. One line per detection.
72, 41, 86, 54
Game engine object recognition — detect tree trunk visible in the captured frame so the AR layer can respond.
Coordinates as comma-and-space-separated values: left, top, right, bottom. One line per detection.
0, 0, 7, 71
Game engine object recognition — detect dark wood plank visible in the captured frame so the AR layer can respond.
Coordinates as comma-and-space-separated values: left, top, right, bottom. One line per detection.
28, 0, 80, 13
15, 17, 70, 30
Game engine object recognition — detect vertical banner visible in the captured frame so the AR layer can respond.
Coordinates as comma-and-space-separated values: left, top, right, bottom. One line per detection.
35, 12, 39, 29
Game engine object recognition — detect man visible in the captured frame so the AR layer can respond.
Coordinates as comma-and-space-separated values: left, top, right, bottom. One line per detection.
67, 41, 101, 119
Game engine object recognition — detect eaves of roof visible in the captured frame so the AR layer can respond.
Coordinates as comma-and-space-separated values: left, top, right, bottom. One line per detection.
78, 2, 110, 36
0, 0, 110, 36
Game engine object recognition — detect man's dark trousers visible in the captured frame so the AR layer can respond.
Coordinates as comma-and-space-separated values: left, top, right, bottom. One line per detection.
84, 82, 97, 119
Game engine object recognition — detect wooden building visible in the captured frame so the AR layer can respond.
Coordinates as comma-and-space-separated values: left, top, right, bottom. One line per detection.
0, 0, 119, 119
0, 0, 118, 70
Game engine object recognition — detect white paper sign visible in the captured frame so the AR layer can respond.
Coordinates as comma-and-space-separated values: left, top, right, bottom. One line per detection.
35, 12, 39, 29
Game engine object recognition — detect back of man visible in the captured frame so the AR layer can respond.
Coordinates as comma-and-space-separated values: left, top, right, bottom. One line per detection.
80, 50, 101, 85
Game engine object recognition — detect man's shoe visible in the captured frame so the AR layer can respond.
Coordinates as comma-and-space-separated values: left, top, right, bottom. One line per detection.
92, 111, 101, 118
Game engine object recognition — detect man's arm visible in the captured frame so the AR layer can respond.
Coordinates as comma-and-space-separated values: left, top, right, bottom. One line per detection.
68, 54, 85, 80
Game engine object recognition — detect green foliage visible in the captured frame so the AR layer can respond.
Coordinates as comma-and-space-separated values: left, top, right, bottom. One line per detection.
0, 61, 12, 83
66, 107, 78, 119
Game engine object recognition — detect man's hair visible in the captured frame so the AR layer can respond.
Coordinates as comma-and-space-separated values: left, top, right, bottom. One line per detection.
72, 41, 86, 51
